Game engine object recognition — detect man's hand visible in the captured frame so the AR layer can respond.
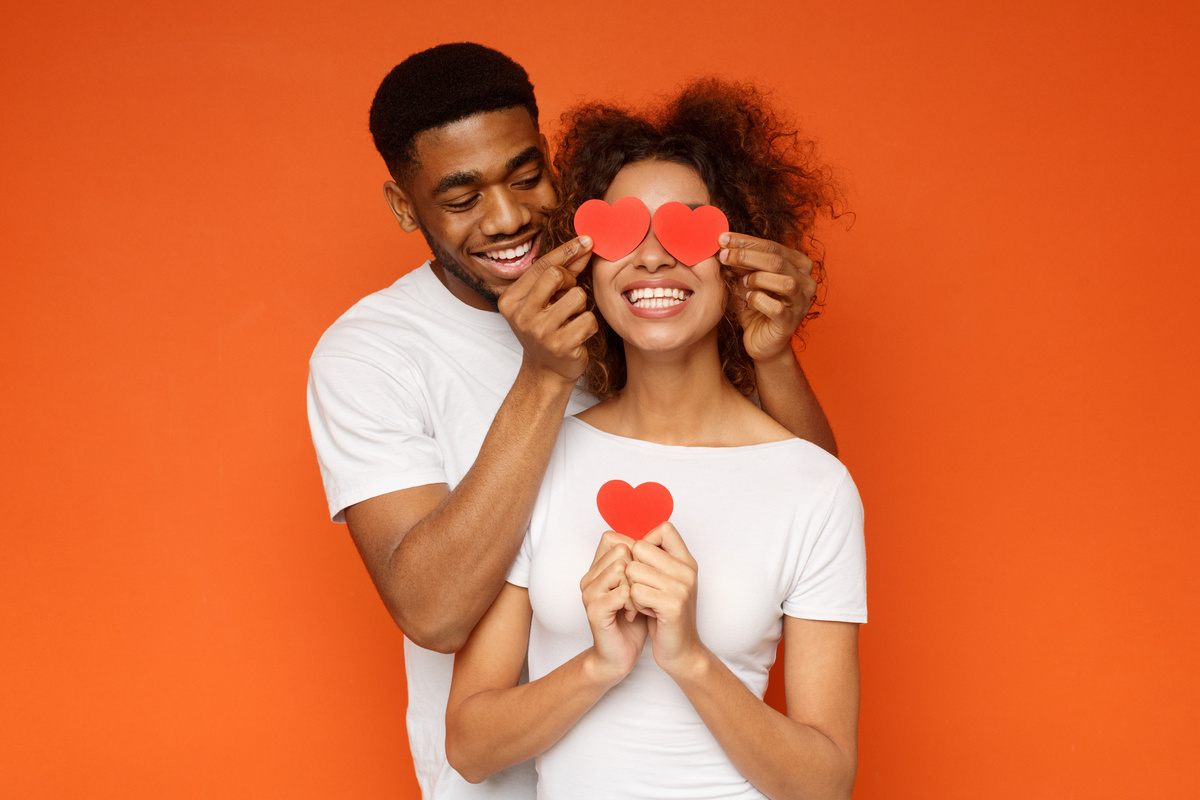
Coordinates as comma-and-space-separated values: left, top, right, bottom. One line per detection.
498, 236, 598, 387
718, 232, 837, 454
719, 233, 816, 363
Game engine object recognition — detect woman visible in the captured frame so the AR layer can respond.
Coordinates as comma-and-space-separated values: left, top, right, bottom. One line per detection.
446, 80, 866, 800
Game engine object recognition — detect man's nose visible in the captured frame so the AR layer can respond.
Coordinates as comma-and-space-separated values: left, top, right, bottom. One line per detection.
479, 189, 531, 237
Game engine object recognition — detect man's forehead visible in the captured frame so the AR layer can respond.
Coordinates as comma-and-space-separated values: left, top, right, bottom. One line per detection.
411, 107, 543, 191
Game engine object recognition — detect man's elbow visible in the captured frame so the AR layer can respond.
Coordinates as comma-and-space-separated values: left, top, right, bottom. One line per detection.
388, 605, 471, 653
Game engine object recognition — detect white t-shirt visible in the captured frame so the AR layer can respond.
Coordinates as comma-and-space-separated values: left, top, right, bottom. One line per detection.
307, 263, 594, 799
507, 417, 867, 800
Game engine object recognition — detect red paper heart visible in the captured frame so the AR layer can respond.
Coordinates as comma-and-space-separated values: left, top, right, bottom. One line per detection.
596, 480, 674, 540
573, 197, 651, 262
651, 202, 730, 266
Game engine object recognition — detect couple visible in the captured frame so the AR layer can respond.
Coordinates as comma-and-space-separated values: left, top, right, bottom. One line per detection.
308, 43, 865, 800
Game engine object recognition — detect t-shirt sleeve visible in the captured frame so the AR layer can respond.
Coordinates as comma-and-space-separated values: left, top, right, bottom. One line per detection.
505, 529, 534, 589
782, 469, 867, 623
307, 353, 447, 522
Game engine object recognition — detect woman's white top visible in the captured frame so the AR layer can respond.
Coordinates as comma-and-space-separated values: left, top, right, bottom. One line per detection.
506, 417, 867, 799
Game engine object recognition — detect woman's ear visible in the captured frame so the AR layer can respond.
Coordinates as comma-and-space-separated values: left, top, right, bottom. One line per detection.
383, 181, 420, 233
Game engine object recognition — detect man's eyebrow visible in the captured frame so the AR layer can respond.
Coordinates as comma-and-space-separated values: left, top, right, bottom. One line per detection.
507, 146, 544, 172
431, 170, 482, 198
430, 148, 543, 198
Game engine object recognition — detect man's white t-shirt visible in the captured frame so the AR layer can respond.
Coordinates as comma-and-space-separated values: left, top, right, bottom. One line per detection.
307, 262, 594, 799
507, 417, 867, 799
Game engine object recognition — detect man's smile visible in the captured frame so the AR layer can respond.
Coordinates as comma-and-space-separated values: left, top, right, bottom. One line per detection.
478, 239, 533, 264
472, 232, 541, 279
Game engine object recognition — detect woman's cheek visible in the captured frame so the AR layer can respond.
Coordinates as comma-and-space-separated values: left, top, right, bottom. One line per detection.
591, 262, 623, 319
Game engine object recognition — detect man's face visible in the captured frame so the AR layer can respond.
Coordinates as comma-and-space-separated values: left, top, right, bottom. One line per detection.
385, 107, 556, 310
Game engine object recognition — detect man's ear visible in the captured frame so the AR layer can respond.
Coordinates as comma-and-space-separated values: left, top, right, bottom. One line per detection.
383, 180, 420, 233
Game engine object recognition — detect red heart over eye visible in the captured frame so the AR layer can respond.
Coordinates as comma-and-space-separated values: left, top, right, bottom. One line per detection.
596, 480, 674, 540
573, 197, 651, 262
651, 202, 730, 266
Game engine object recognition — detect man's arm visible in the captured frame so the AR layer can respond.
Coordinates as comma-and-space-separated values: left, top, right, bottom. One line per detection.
719, 233, 838, 456
345, 238, 596, 654
751, 347, 837, 458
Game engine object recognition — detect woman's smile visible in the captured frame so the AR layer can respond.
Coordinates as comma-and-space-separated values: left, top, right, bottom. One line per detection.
621, 280, 694, 316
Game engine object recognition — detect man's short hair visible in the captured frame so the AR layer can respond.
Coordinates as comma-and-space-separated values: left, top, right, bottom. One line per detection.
369, 42, 539, 184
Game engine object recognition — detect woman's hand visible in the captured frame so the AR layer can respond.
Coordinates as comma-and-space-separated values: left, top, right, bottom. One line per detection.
719, 233, 817, 363
580, 531, 648, 686
626, 522, 707, 679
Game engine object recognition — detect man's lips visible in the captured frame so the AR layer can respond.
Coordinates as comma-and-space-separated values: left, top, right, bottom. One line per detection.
476, 237, 534, 264
472, 234, 539, 279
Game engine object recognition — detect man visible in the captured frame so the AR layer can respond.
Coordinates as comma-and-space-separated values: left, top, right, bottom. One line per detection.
307, 43, 837, 799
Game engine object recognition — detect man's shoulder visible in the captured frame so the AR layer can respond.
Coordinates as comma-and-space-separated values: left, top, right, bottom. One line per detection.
312, 263, 436, 355
310, 262, 522, 394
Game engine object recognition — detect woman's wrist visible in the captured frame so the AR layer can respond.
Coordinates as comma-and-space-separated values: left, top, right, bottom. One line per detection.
581, 647, 629, 691
663, 642, 715, 687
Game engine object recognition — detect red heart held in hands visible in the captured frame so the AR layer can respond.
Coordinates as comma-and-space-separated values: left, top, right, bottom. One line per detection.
573, 197, 651, 262
596, 480, 674, 540
651, 202, 730, 267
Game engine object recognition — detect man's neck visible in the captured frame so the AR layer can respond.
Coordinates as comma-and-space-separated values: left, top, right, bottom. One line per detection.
429, 259, 499, 312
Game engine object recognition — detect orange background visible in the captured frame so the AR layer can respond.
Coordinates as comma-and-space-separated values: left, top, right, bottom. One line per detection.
3, 1, 1198, 797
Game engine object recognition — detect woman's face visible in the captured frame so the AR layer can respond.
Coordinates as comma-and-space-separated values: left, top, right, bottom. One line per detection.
590, 159, 727, 356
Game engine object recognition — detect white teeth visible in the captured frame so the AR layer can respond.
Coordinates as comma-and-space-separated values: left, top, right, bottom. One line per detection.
624, 287, 692, 308
482, 240, 532, 262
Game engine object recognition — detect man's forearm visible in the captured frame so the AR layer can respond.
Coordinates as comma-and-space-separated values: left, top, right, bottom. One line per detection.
755, 347, 837, 456
377, 368, 575, 652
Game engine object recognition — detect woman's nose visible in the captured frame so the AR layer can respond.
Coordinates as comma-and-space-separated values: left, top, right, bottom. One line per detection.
633, 230, 675, 272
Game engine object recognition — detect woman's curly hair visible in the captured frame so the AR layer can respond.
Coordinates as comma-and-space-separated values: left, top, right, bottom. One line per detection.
546, 78, 840, 400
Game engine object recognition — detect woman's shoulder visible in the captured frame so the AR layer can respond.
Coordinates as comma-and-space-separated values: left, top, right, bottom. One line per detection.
736, 399, 798, 445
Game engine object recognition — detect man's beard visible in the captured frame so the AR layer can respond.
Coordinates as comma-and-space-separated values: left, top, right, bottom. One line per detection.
417, 222, 537, 312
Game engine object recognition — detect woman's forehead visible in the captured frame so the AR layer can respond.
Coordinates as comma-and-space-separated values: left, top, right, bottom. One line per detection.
603, 160, 709, 212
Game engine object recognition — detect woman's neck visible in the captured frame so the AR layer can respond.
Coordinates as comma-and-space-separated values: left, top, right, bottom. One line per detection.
587, 336, 751, 446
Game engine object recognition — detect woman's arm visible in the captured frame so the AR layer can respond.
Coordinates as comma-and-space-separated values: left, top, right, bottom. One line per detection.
677, 618, 859, 800
628, 523, 859, 800
445, 533, 647, 783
